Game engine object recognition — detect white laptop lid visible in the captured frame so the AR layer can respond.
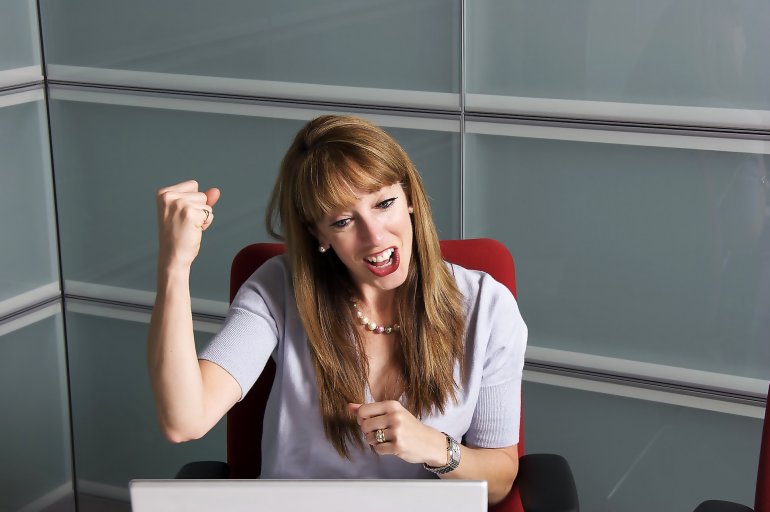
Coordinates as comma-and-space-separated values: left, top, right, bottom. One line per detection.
130, 479, 487, 512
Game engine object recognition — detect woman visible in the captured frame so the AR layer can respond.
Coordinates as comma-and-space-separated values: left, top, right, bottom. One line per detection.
148, 115, 526, 504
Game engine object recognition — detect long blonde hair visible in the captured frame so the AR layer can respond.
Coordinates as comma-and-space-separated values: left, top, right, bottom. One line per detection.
266, 115, 465, 458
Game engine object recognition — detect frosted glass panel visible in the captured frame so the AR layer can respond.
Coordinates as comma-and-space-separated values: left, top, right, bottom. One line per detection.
65, 309, 224, 494
49, 98, 460, 303
0, 312, 75, 512
0, 100, 59, 304
467, 0, 770, 110
0, 0, 40, 72
465, 132, 770, 379
40, 0, 459, 96
523, 381, 762, 512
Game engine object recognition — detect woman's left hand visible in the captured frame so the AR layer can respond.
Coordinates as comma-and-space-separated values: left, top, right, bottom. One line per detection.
348, 401, 448, 466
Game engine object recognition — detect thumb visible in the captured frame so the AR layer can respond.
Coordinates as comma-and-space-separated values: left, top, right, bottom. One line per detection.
204, 187, 221, 207
347, 403, 362, 415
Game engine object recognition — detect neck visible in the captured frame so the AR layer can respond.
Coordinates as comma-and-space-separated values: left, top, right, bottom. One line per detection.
358, 287, 396, 318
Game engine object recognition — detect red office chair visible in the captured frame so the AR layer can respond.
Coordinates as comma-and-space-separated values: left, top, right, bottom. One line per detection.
179, 239, 579, 512
694, 383, 770, 512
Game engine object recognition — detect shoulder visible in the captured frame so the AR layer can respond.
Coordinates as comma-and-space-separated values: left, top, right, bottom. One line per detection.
244, 254, 290, 285
445, 261, 516, 310
232, 254, 292, 308
446, 261, 526, 354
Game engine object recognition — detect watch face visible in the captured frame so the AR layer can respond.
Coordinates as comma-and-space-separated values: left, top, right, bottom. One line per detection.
448, 436, 461, 467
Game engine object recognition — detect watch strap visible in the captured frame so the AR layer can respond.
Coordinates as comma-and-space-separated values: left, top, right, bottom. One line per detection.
423, 432, 461, 475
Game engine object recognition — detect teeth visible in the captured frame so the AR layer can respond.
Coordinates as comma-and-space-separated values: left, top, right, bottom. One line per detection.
366, 248, 394, 263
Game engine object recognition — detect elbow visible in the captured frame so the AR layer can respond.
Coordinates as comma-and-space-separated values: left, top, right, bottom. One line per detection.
153, 401, 213, 443
489, 454, 519, 505
489, 480, 515, 507
160, 421, 207, 444
164, 430, 196, 444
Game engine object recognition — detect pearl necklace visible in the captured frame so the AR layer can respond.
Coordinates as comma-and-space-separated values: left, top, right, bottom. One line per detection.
351, 300, 400, 334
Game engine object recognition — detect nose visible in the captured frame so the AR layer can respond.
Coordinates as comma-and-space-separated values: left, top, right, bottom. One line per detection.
357, 215, 383, 245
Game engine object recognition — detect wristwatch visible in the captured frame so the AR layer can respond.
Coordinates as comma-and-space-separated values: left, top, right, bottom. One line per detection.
423, 432, 461, 475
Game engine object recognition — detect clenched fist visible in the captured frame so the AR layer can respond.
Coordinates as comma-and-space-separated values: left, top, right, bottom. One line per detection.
155, 180, 220, 269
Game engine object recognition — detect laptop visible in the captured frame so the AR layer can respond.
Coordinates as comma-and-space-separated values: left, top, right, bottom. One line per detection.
130, 479, 487, 512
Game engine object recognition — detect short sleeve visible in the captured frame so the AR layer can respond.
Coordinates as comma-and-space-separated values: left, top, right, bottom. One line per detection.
464, 275, 527, 448
198, 256, 287, 400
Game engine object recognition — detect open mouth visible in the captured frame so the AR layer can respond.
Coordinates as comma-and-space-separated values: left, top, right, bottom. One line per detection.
364, 247, 400, 277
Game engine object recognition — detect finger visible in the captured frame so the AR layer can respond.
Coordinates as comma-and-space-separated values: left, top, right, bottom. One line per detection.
347, 403, 362, 421
368, 432, 397, 455
157, 191, 208, 209
158, 180, 199, 196
360, 415, 390, 436
170, 200, 211, 228
355, 401, 388, 419
201, 208, 214, 230
365, 428, 389, 445
181, 192, 210, 205
166, 198, 211, 222
355, 400, 399, 421
372, 442, 396, 456
365, 423, 394, 443
204, 187, 221, 207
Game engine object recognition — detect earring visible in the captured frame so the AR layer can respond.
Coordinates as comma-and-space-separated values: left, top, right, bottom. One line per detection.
408, 206, 414, 214
318, 245, 327, 253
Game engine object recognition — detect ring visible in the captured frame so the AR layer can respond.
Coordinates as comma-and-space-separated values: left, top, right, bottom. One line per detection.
202, 209, 210, 223
375, 428, 386, 444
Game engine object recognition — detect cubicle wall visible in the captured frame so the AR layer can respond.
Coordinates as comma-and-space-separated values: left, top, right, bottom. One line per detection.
0, 1, 767, 511
0, 2, 74, 511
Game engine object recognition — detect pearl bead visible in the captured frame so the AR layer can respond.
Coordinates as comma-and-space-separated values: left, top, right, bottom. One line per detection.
349, 298, 400, 334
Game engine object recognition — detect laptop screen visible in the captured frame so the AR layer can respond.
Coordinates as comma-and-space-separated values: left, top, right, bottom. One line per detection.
130, 479, 487, 512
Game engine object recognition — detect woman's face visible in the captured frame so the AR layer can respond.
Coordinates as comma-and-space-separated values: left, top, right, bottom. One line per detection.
315, 182, 413, 298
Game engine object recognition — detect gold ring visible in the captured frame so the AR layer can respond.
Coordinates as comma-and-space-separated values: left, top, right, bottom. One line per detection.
203, 209, 210, 222
375, 428, 386, 444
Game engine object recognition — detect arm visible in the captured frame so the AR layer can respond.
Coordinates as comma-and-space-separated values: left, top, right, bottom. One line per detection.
351, 401, 518, 505
147, 180, 240, 442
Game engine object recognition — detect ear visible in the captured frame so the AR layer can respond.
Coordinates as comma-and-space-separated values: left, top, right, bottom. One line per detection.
309, 226, 330, 251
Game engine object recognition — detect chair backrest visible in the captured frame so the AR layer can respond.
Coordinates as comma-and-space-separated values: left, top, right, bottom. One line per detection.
226, 239, 523, 512
757, 383, 770, 512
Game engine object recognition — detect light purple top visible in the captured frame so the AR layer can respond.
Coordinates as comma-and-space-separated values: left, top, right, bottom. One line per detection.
199, 255, 527, 479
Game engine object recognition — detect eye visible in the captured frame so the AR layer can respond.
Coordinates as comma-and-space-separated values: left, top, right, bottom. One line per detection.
330, 218, 351, 229
376, 197, 397, 209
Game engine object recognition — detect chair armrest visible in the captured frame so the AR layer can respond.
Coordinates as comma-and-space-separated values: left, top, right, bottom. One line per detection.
694, 500, 754, 512
175, 460, 230, 479
517, 453, 579, 512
